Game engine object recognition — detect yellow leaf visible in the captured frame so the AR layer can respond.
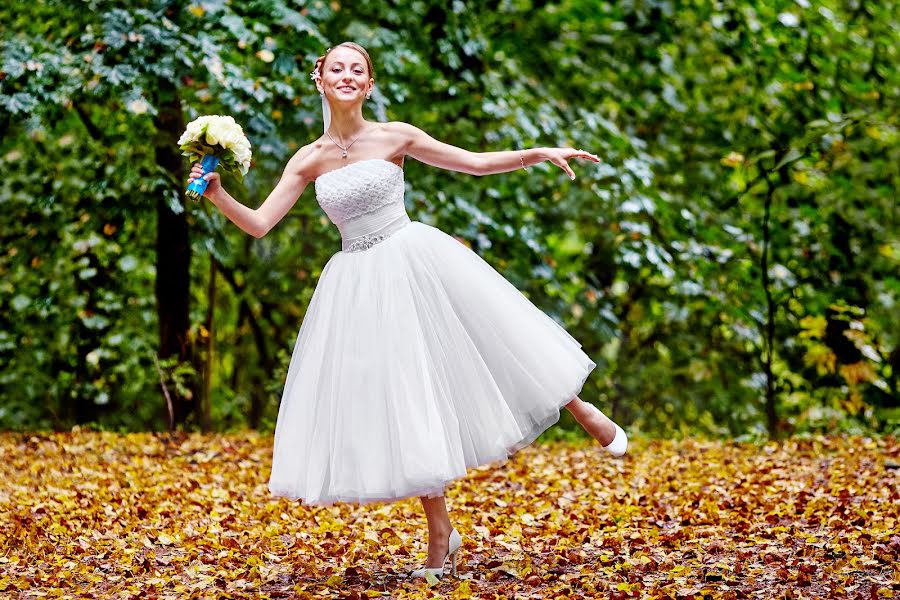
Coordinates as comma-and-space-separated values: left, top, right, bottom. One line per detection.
804, 345, 836, 375
451, 580, 473, 597
720, 151, 744, 167
364, 530, 379, 543
793, 170, 810, 185
799, 315, 827, 339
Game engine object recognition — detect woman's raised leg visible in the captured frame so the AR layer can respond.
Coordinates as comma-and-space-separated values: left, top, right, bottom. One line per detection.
565, 396, 627, 455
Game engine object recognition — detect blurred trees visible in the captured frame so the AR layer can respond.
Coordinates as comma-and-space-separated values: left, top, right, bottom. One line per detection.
1, 0, 896, 437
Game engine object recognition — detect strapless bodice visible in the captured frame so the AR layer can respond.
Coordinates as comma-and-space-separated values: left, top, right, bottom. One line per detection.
315, 159, 411, 252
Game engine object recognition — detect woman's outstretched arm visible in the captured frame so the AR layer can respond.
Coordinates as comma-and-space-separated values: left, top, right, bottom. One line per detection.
392, 122, 600, 179
188, 145, 314, 238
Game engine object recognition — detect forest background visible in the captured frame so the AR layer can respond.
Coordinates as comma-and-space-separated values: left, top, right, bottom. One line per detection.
1, 0, 897, 440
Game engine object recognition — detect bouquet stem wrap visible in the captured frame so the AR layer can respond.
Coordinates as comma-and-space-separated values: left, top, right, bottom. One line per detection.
185, 154, 220, 202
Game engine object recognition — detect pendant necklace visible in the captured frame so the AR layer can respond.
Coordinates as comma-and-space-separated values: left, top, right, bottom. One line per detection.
326, 127, 367, 159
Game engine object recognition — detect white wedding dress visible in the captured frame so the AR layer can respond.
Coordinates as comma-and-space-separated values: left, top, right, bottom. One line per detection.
267, 158, 596, 506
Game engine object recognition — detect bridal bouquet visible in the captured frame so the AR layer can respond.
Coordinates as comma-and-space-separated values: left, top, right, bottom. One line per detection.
179, 115, 252, 201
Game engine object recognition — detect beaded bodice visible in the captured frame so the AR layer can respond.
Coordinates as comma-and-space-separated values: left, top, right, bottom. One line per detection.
315, 159, 405, 225
314, 159, 411, 253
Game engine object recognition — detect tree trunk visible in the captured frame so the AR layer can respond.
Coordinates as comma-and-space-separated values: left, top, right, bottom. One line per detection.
153, 80, 195, 429
200, 256, 216, 432
760, 178, 778, 439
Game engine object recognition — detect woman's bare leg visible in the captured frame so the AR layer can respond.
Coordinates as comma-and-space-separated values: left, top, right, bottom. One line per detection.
565, 395, 616, 446
419, 494, 453, 568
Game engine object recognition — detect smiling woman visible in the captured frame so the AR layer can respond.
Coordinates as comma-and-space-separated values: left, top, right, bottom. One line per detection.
310, 43, 375, 140
187, 40, 626, 581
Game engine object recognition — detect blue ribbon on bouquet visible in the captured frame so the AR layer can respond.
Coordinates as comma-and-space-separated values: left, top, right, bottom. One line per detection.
185, 154, 220, 202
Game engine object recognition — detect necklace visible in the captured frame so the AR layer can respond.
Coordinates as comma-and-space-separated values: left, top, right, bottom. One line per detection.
325, 127, 367, 159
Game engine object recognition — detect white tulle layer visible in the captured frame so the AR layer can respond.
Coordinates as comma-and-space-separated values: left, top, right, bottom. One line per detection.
267, 221, 596, 506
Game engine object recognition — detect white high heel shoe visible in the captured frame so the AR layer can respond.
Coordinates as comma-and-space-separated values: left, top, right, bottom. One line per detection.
602, 421, 628, 457
589, 404, 628, 457
408, 528, 462, 579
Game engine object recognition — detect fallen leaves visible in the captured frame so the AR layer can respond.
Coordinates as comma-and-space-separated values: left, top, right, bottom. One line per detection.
0, 432, 896, 599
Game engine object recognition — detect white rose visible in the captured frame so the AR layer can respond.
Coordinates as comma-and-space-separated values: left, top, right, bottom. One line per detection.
204, 122, 224, 146
179, 116, 215, 145
220, 129, 241, 149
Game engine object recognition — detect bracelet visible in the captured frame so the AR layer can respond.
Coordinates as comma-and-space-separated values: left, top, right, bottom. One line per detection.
519, 151, 527, 170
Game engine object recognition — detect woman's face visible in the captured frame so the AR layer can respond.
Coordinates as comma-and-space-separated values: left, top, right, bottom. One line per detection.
318, 47, 373, 105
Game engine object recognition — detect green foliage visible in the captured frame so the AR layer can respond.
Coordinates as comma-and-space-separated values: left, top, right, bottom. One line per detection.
1, 0, 897, 436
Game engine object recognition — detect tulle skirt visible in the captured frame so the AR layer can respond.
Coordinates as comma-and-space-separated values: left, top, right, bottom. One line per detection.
267, 220, 596, 506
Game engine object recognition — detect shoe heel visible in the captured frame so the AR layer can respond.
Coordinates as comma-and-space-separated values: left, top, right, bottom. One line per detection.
450, 550, 458, 577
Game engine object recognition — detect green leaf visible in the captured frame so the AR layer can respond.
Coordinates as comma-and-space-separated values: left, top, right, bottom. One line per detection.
774, 147, 804, 170
748, 149, 776, 165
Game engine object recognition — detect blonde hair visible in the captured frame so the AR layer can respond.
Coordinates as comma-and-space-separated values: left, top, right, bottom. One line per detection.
313, 42, 375, 80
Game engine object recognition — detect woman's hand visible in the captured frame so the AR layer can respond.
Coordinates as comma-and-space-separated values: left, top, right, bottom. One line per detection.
187, 163, 223, 200
543, 147, 601, 180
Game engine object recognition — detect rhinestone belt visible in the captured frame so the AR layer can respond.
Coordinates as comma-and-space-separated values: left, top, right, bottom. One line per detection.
342, 213, 412, 253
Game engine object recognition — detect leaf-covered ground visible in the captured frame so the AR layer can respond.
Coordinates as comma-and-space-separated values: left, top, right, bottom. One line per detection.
1, 431, 897, 599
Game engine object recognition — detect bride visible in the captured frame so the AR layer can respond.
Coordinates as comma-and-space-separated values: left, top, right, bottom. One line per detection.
188, 41, 628, 580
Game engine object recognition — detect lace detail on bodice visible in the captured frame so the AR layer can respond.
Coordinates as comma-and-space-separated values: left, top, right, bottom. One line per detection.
315, 159, 405, 226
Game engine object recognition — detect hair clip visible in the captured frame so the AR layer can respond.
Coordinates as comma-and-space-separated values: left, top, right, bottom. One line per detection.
310, 47, 332, 80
